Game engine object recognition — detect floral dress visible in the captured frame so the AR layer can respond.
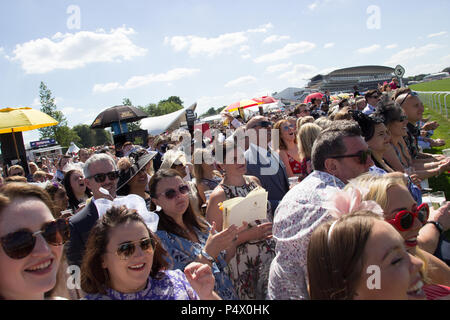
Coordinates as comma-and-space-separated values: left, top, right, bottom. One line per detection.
83, 270, 199, 300
156, 225, 238, 300
219, 176, 276, 300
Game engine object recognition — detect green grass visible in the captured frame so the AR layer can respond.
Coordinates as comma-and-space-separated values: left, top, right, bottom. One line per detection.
420, 106, 450, 199
409, 78, 450, 92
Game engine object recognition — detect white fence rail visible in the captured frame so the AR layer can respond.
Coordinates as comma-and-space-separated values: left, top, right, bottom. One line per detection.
414, 91, 450, 118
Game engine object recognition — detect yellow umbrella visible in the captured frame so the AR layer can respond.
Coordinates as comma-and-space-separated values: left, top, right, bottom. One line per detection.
0, 107, 58, 159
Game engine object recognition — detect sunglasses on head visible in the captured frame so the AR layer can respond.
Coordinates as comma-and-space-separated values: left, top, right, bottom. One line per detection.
157, 184, 190, 199
113, 237, 155, 260
399, 91, 419, 106
396, 115, 408, 122
87, 171, 119, 183
330, 149, 372, 165
387, 203, 429, 232
0, 219, 70, 260
256, 121, 272, 128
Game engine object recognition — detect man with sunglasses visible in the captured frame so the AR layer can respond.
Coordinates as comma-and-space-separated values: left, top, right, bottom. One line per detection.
362, 89, 381, 115
268, 120, 374, 300
66, 153, 119, 267
245, 116, 290, 213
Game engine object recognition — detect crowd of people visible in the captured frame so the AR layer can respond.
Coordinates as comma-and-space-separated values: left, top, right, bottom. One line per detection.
0, 81, 449, 300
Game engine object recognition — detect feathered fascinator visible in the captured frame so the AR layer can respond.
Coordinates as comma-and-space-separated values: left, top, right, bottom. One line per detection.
324, 186, 384, 219
324, 186, 384, 243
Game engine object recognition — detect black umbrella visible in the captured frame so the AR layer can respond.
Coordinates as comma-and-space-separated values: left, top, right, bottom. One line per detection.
90, 105, 148, 129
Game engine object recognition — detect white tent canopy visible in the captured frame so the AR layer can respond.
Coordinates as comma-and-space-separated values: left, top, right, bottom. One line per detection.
140, 103, 197, 136
200, 114, 223, 122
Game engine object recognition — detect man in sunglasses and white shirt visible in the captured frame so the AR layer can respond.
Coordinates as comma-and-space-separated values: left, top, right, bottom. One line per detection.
268, 121, 374, 300
66, 153, 119, 267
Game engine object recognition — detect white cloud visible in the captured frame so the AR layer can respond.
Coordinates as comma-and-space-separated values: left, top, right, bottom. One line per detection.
308, 1, 319, 10
239, 45, 250, 52
356, 44, 381, 54
323, 42, 335, 49
427, 31, 447, 38
93, 68, 200, 93
241, 53, 251, 59
384, 43, 442, 65
263, 35, 291, 44
278, 64, 318, 84
224, 76, 257, 88
165, 23, 273, 57
165, 32, 248, 57
254, 41, 316, 63
61, 107, 84, 115
265, 62, 293, 73
9, 27, 148, 74
385, 44, 398, 49
247, 23, 274, 33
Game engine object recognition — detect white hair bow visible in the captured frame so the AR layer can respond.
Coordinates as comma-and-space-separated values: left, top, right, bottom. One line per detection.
95, 193, 159, 232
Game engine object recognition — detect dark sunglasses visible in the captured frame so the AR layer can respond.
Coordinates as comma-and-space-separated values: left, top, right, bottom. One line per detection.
114, 237, 155, 260
87, 171, 119, 183
387, 203, 429, 232
282, 124, 295, 131
330, 149, 372, 165
256, 121, 272, 128
157, 184, 190, 199
0, 219, 70, 260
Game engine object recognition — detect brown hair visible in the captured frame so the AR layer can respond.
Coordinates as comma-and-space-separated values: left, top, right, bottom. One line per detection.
7, 165, 24, 177
0, 182, 54, 215
334, 106, 353, 120
274, 119, 297, 150
148, 169, 208, 237
80, 206, 168, 295
307, 211, 382, 299
4, 176, 27, 183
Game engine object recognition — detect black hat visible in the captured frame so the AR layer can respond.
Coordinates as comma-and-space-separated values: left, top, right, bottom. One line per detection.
117, 150, 157, 191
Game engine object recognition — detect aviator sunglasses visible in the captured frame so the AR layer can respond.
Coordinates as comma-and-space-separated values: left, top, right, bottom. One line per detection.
113, 237, 155, 260
157, 184, 190, 199
330, 149, 372, 165
0, 219, 70, 259
87, 171, 120, 183
387, 203, 429, 232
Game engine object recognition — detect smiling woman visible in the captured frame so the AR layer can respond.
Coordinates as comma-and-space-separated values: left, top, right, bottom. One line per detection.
81, 206, 220, 300
0, 183, 68, 300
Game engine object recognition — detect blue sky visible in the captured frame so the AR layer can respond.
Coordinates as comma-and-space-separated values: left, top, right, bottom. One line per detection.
1, 0, 449, 144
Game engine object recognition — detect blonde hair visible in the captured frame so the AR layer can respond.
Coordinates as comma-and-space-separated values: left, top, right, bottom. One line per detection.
297, 123, 322, 160
296, 116, 314, 129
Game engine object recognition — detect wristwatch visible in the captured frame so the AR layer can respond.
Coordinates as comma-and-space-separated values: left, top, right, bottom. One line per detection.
200, 250, 215, 264
426, 221, 444, 234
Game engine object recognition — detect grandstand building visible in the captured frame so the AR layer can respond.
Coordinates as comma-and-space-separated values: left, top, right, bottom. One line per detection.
306, 65, 396, 93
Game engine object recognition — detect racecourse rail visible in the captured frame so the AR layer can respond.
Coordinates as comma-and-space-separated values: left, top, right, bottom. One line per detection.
414, 91, 450, 118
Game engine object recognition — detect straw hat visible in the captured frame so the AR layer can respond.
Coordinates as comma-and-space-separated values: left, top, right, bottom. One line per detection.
160, 150, 188, 170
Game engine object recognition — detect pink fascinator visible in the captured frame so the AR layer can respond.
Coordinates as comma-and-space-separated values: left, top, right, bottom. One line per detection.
324, 187, 384, 219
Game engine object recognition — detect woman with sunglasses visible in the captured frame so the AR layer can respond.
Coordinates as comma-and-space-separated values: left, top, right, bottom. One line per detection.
347, 173, 450, 299
0, 182, 69, 300
81, 206, 219, 300
192, 148, 223, 206
149, 169, 239, 300
116, 150, 157, 210
206, 142, 275, 300
273, 119, 302, 178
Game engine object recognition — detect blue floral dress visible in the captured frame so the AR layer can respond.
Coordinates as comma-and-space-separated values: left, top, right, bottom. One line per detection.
156, 226, 238, 300
83, 270, 199, 300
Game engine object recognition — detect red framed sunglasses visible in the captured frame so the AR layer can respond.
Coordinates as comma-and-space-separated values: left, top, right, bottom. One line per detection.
386, 203, 429, 232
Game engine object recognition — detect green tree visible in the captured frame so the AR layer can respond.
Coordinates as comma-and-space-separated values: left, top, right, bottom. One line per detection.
160, 96, 184, 106
94, 129, 112, 146
123, 98, 142, 131
55, 125, 81, 148
73, 124, 96, 148
38, 82, 68, 142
